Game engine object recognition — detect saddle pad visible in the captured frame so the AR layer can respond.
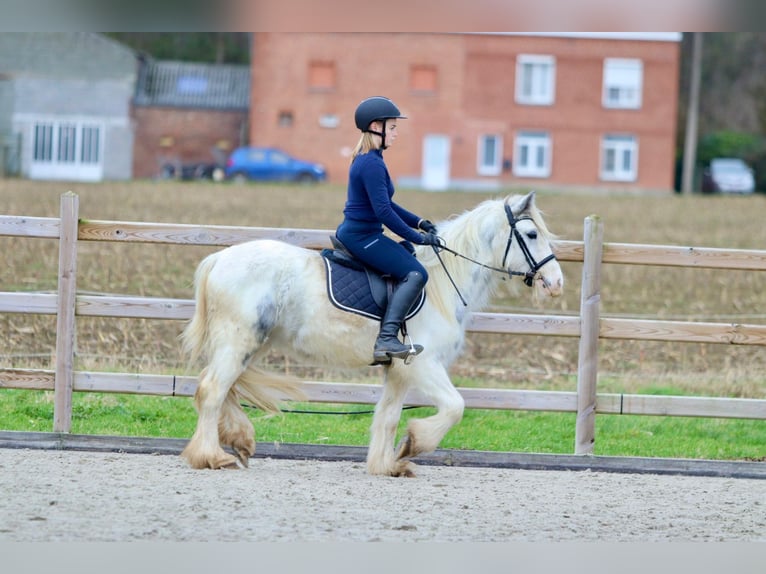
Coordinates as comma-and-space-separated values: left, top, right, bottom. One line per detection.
323, 256, 425, 321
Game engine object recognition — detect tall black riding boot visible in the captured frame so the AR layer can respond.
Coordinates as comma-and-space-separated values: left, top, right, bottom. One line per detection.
373, 271, 426, 363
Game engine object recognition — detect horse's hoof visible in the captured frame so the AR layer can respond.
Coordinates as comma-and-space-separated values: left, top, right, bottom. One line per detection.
211, 452, 241, 470
234, 447, 251, 468
394, 461, 417, 478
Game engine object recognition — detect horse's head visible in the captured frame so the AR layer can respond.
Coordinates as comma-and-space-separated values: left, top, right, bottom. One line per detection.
499, 192, 563, 299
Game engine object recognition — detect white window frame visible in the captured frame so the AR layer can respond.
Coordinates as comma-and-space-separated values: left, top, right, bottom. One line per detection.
602, 58, 643, 109
477, 134, 503, 176
600, 134, 638, 182
513, 131, 551, 178
30, 118, 104, 181
515, 55, 555, 106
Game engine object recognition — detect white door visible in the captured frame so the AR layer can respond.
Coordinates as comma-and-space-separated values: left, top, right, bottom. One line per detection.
422, 135, 450, 191
29, 120, 104, 182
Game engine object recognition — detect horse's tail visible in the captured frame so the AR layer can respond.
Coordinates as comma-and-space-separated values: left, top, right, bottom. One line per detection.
181, 251, 220, 366
233, 365, 306, 416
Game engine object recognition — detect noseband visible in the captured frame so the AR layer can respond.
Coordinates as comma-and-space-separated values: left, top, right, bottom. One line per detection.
501, 204, 558, 287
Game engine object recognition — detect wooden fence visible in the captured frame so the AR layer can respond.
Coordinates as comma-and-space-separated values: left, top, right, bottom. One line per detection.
2, 192, 766, 454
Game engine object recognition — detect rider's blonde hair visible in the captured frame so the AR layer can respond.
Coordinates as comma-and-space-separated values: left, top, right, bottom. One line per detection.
350, 130, 380, 162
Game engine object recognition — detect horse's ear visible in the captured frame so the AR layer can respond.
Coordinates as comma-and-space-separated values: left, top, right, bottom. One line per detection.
508, 190, 536, 217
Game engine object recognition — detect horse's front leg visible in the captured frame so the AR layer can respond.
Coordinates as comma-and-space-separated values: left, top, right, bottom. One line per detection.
395, 361, 464, 465
366, 367, 414, 477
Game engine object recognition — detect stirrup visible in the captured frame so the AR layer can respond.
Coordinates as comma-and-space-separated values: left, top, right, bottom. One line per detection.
372, 336, 423, 365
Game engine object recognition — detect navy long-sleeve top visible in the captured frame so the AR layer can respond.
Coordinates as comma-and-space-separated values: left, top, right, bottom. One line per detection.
342, 149, 425, 245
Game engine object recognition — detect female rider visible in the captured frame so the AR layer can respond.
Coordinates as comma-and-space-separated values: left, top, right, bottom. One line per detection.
336, 96, 440, 363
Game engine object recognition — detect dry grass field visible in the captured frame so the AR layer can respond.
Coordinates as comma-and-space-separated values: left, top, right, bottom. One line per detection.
2, 178, 765, 402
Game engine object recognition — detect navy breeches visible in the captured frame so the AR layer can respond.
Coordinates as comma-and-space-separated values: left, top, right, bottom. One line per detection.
336, 221, 428, 282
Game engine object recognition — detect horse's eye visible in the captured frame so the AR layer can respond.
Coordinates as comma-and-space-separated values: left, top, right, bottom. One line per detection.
526, 230, 538, 240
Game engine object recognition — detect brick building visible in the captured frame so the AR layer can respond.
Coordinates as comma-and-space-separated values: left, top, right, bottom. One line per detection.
132, 59, 250, 179
248, 32, 681, 192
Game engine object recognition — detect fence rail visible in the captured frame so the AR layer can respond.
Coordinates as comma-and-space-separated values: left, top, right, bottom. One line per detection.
2, 193, 766, 453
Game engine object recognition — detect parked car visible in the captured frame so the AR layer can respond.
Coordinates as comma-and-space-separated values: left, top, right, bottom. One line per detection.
224, 147, 327, 183
701, 158, 755, 194
159, 147, 226, 182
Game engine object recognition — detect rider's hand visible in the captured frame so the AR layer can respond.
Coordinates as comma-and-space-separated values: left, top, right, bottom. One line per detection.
418, 219, 437, 234
420, 232, 444, 248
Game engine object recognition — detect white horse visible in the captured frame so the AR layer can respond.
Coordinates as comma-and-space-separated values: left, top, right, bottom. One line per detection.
181, 191, 563, 476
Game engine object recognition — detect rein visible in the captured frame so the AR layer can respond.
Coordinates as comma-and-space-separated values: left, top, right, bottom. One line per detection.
431, 203, 557, 306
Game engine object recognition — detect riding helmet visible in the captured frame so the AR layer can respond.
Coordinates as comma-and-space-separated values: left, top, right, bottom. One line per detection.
354, 96, 407, 131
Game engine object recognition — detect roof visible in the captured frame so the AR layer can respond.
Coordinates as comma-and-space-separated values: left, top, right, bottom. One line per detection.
133, 60, 250, 110
0, 33, 136, 80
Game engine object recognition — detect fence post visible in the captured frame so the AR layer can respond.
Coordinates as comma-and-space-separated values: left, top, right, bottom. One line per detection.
53, 192, 79, 432
575, 215, 603, 454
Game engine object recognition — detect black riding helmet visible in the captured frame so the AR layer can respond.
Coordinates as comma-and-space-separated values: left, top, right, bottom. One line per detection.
354, 96, 407, 150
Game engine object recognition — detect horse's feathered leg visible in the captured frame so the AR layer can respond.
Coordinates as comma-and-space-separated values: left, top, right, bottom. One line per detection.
182, 361, 246, 469
219, 391, 256, 467
394, 361, 464, 465
366, 367, 414, 477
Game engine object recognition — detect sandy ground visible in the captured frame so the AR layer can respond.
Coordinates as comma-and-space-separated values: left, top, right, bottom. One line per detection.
0, 448, 764, 542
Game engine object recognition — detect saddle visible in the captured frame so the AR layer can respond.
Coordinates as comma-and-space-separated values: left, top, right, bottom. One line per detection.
321, 236, 425, 321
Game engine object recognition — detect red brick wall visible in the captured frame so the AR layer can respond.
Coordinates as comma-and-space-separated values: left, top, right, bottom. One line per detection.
248, 33, 680, 191
132, 106, 248, 179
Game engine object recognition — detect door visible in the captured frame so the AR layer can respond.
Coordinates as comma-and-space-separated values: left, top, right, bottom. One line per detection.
422, 135, 450, 191
29, 120, 104, 182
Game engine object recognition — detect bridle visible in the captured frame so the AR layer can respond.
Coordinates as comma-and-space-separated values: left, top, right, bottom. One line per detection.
501, 204, 557, 286
431, 202, 558, 306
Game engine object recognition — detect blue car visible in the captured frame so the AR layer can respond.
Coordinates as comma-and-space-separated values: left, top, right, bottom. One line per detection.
224, 147, 327, 183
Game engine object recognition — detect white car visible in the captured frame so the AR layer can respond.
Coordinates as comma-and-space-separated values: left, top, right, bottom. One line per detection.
702, 158, 756, 194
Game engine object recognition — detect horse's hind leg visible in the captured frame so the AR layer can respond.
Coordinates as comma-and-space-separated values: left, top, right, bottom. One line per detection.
182, 359, 248, 470
219, 392, 256, 467
394, 362, 464, 466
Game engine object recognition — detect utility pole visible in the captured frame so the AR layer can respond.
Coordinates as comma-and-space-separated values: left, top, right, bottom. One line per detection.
681, 32, 703, 195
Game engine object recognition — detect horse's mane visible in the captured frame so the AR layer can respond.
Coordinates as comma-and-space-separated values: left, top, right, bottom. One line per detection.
416, 194, 556, 321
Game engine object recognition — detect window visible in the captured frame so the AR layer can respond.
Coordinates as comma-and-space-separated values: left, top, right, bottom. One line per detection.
278, 110, 294, 127
410, 65, 437, 93
57, 124, 77, 163
513, 132, 551, 178
601, 135, 638, 181
603, 58, 643, 109
515, 55, 555, 105
477, 134, 502, 176
308, 61, 336, 90
81, 125, 100, 164
33, 123, 53, 162
30, 119, 103, 181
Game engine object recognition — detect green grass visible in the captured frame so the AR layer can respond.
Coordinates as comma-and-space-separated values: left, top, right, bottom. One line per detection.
1, 389, 763, 461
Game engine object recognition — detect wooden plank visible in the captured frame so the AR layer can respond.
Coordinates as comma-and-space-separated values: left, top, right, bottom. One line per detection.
467, 312, 580, 337
0, 215, 60, 238
4, 369, 765, 421
76, 295, 195, 320
551, 240, 583, 262
77, 220, 335, 249
2, 431, 765, 479
602, 242, 766, 270
601, 317, 766, 345
0, 292, 57, 314
614, 394, 766, 419
0, 369, 54, 390
53, 193, 78, 433
576, 216, 603, 454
